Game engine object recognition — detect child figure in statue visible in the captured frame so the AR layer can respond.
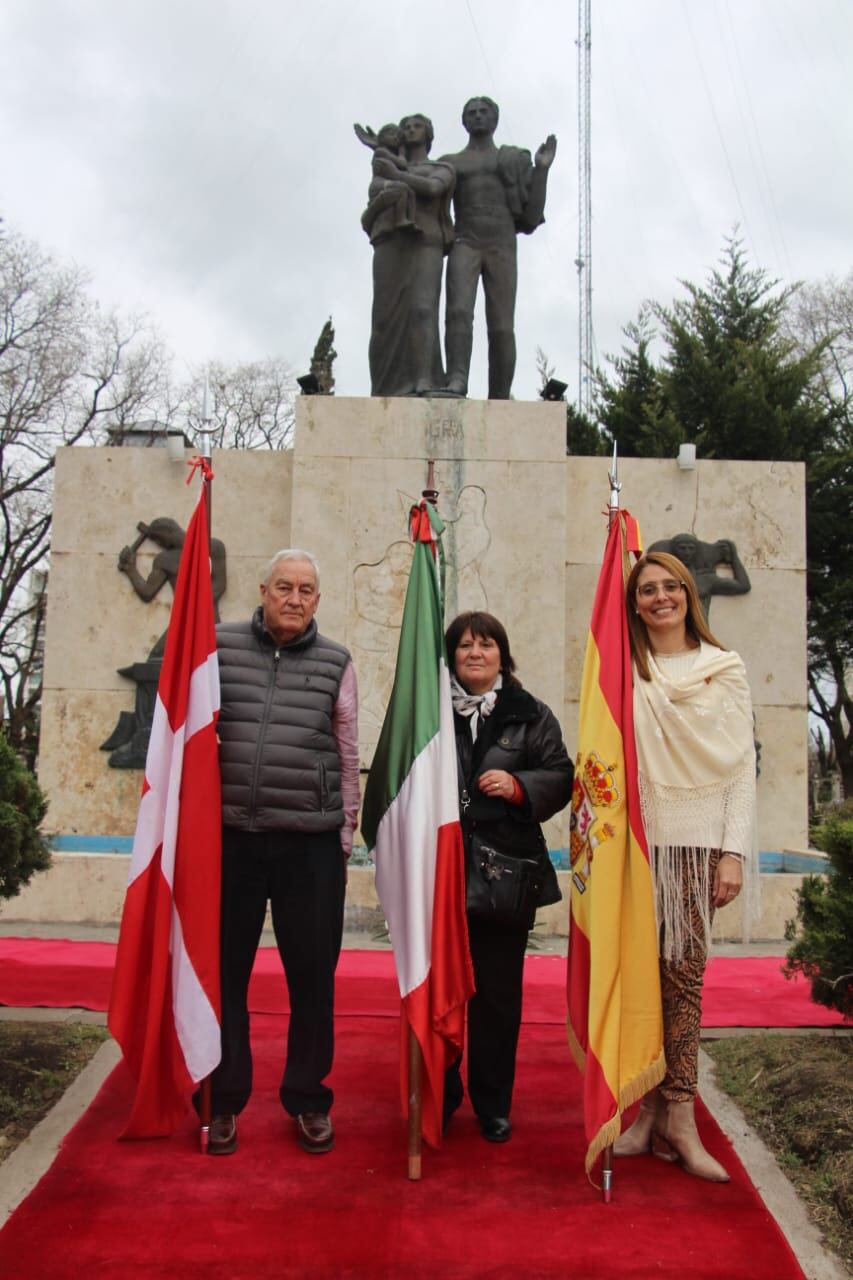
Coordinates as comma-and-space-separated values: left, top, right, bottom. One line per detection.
354, 121, 420, 240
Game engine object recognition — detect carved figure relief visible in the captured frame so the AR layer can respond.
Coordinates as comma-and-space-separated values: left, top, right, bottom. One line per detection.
647, 532, 751, 619
443, 484, 490, 617
352, 539, 414, 749
101, 517, 227, 768
352, 485, 492, 759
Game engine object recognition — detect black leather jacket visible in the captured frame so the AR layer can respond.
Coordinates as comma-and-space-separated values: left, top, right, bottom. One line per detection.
454, 683, 573, 907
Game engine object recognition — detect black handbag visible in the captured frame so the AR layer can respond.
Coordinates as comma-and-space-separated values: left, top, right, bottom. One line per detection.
465, 834, 544, 930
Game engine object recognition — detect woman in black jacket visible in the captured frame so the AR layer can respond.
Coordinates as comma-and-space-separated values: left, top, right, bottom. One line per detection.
444, 611, 573, 1142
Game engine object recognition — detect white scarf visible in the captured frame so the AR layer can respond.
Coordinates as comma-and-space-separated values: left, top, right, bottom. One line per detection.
450, 674, 502, 740
633, 642, 758, 959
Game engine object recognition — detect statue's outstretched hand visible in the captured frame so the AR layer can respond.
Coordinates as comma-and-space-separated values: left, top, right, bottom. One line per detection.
353, 122, 378, 150
535, 134, 557, 169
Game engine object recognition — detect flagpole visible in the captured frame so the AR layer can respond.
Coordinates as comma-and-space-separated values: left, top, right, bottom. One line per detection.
601, 440, 620, 1203
198, 375, 214, 1155
404, 457, 439, 1182
407, 1029, 423, 1180
607, 440, 621, 530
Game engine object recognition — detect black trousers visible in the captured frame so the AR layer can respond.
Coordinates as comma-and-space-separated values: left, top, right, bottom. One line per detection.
210, 827, 346, 1118
446, 916, 529, 1120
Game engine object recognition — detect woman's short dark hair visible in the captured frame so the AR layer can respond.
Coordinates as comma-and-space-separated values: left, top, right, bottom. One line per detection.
444, 611, 520, 687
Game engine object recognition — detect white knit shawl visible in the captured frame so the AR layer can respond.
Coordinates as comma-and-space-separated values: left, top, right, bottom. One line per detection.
633, 642, 759, 960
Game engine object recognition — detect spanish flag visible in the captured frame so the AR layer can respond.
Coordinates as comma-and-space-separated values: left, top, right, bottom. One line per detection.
567, 510, 664, 1175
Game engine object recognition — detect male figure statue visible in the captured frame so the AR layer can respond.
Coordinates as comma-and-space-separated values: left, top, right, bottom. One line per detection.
205, 550, 360, 1156
441, 97, 556, 399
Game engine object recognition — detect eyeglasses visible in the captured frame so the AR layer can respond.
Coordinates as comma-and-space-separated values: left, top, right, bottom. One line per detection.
636, 579, 686, 600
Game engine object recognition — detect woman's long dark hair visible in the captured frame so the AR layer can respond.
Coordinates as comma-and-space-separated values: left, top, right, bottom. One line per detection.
444, 611, 521, 688
626, 551, 724, 681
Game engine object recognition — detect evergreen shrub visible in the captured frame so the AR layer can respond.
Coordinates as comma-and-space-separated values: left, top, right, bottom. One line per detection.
0, 730, 51, 899
784, 809, 853, 1020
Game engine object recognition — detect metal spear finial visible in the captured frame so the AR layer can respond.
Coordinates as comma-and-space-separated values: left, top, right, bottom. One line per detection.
607, 441, 621, 527
198, 373, 214, 461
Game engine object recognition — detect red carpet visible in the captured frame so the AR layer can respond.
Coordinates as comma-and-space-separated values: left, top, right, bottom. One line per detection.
0, 938, 845, 1026
0, 1012, 804, 1279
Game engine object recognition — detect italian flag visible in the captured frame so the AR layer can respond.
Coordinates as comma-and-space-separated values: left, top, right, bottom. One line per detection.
361, 499, 474, 1148
567, 509, 664, 1176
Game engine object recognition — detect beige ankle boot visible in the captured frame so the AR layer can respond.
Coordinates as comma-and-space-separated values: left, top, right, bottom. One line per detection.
613, 1089, 666, 1157
652, 1099, 730, 1182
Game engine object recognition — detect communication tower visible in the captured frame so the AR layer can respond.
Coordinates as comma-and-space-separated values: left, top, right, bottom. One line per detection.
576, 0, 593, 419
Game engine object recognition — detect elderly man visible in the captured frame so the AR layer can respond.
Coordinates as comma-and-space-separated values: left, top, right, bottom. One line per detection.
441, 96, 556, 400
207, 549, 359, 1156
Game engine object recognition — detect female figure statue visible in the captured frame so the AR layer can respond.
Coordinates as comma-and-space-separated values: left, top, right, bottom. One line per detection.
357, 114, 455, 397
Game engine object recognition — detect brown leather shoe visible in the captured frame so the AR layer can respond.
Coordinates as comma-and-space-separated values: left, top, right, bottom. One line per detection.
295, 1112, 335, 1154
208, 1113, 238, 1155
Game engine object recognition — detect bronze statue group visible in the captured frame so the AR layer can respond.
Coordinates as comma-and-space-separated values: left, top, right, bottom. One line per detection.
356, 96, 557, 401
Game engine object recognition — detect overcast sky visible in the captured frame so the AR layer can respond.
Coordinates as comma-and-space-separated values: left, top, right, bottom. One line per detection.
1, 0, 851, 404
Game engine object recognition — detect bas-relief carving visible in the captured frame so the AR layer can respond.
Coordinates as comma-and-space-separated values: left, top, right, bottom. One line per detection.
647, 532, 751, 619
351, 485, 491, 758
101, 516, 227, 768
352, 539, 414, 751
442, 485, 490, 618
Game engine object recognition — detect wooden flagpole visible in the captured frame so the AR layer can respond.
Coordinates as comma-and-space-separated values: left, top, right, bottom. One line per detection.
407, 1029, 423, 1180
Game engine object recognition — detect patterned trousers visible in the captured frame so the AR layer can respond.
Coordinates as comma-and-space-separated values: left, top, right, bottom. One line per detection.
659, 849, 720, 1102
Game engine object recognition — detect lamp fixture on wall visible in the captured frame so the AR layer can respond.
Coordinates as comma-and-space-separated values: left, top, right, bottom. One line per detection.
677, 442, 697, 471
540, 377, 568, 402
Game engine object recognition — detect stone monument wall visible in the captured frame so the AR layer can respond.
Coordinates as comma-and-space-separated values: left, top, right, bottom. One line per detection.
3, 397, 808, 935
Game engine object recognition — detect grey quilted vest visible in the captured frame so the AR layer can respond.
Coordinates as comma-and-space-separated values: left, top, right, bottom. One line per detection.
217, 610, 350, 834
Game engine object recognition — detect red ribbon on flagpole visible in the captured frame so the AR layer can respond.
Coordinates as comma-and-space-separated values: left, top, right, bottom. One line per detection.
186, 455, 215, 485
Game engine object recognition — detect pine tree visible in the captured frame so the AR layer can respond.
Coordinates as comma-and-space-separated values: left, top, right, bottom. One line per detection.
309, 317, 337, 395
653, 236, 828, 461
596, 313, 679, 457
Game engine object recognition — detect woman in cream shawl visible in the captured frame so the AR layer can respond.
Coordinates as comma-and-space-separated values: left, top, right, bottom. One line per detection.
614, 551, 758, 1183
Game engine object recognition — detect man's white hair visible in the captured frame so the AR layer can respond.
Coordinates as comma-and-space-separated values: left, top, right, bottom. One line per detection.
262, 548, 320, 589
